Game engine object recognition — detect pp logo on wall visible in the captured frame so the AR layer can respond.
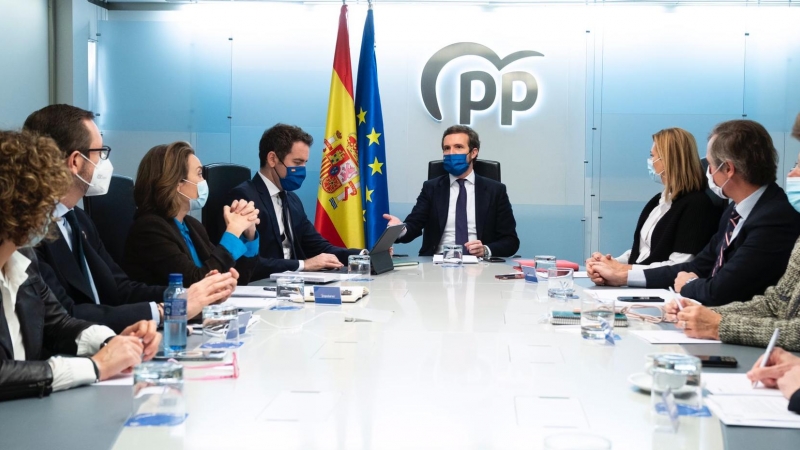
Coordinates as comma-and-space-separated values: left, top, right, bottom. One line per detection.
421, 42, 543, 126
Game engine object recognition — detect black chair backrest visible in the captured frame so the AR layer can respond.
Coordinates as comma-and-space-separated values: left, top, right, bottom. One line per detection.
202, 163, 252, 244
427, 159, 501, 182
82, 174, 136, 264
700, 157, 729, 210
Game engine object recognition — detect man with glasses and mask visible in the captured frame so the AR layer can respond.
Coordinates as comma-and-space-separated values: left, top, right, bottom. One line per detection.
227, 124, 363, 280
23, 105, 239, 333
592, 120, 800, 307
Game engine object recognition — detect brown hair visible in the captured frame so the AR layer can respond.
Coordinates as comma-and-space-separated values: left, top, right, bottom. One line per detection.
442, 125, 480, 153
22, 104, 96, 157
134, 142, 195, 218
709, 120, 777, 186
259, 124, 313, 168
652, 128, 704, 201
0, 131, 72, 246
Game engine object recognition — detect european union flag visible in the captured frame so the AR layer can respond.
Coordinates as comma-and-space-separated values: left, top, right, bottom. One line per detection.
355, 7, 389, 250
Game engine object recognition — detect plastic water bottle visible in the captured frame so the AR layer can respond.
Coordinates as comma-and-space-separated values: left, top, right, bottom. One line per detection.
163, 273, 187, 356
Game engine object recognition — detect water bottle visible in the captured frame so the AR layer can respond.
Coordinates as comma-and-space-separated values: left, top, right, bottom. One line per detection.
163, 273, 187, 356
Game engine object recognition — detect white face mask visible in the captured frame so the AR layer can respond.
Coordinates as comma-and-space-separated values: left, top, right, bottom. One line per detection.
707, 162, 730, 200
76, 153, 114, 196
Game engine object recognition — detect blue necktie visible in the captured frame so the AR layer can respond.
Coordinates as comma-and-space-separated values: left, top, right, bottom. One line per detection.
455, 179, 468, 248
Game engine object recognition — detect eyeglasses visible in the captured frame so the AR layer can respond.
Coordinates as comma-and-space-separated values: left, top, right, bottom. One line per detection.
84, 146, 112, 160
168, 352, 239, 381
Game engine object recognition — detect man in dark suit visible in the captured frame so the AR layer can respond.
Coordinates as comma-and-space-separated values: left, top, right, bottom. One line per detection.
384, 125, 519, 257
591, 120, 800, 306
227, 124, 361, 280
23, 105, 238, 333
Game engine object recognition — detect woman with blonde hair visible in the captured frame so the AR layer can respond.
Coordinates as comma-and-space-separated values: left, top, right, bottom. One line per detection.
587, 128, 724, 284
124, 142, 259, 286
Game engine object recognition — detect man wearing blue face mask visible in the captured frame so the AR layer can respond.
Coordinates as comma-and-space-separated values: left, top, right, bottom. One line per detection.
384, 125, 519, 257
227, 124, 362, 279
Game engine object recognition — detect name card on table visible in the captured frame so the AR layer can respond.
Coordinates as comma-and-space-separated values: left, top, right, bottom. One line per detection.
314, 286, 342, 305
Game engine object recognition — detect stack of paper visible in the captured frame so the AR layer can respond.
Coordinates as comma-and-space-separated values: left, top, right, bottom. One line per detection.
703, 373, 800, 428
629, 330, 721, 344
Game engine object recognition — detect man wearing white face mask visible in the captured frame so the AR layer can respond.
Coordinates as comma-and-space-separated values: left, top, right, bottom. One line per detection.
22, 105, 239, 333
595, 119, 800, 307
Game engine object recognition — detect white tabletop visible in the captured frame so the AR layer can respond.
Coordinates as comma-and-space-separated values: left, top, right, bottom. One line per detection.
109, 261, 766, 449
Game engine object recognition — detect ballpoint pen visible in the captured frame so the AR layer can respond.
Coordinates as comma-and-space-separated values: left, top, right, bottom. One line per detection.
669, 287, 683, 311
753, 328, 780, 388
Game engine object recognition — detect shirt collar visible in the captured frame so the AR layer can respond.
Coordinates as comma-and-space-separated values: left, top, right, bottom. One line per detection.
258, 170, 282, 198
173, 218, 189, 233
54, 202, 70, 219
0, 251, 32, 290
448, 170, 475, 186
734, 184, 767, 221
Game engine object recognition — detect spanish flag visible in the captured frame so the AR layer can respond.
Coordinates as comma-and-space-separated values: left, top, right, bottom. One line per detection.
315, 5, 365, 249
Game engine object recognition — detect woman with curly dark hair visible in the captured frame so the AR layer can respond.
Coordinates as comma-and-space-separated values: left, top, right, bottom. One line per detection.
0, 131, 159, 401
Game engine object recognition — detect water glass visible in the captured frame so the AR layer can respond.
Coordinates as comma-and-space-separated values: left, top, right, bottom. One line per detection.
348, 255, 371, 281
442, 244, 463, 265
581, 294, 615, 339
547, 267, 574, 299
535, 255, 557, 276
544, 433, 612, 450
130, 362, 185, 427
201, 304, 240, 349
275, 276, 305, 308
650, 354, 702, 431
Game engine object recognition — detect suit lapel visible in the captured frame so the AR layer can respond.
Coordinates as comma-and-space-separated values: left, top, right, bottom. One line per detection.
253, 175, 283, 246
436, 176, 449, 235
474, 175, 488, 239
15, 278, 44, 360
49, 233, 95, 301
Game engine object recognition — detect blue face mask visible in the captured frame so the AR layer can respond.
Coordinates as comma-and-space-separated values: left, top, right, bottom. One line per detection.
179, 179, 209, 210
279, 161, 306, 191
787, 177, 800, 213
21, 223, 49, 248
443, 153, 471, 177
647, 157, 664, 184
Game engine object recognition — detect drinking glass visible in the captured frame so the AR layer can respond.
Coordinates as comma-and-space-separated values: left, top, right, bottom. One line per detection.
348, 255, 371, 280
547, 267, 574, 299
275, 276, 304, 310
650, 354, 703, 432
581, 294, 615, 339
130, 361, 185, 427
535, 255, 557, 276
201, 304, 240, 349
442, 244, 463, 266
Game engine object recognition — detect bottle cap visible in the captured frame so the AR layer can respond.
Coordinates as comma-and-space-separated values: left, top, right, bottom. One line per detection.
168, 273, 183, 284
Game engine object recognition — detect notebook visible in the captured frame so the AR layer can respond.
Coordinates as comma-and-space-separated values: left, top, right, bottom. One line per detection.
549, 311, 628, 327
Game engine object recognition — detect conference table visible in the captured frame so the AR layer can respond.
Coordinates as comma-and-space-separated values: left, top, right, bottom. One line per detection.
1, 259, 798, 449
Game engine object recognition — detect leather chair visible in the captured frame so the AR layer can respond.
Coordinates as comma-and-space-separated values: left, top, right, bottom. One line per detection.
82, 174, 136, 264
202, 163, 252, 244
427, 159, 501, 182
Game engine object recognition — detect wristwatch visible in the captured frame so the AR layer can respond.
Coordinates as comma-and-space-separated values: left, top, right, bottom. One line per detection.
685, 277, 698, 285
99, 336, 115, 349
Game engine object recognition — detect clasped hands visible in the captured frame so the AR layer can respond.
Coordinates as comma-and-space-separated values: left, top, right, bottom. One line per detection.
225, 199, 260, 241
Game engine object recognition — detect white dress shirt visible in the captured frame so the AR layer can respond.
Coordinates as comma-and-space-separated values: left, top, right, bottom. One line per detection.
1, 250, 115, 391
628, 185, 767, 287
258, 171, 304, 271
53, 203, 160, 324
616, 193, 693, 270
436, 171, 477, 254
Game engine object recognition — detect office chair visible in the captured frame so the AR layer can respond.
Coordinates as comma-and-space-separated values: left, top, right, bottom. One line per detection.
82, 174, 136, 264
427, 159, 501, 182
202, 163, 252, 244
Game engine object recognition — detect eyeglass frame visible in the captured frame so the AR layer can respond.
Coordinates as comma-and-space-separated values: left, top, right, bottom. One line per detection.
82, 146, 112, 160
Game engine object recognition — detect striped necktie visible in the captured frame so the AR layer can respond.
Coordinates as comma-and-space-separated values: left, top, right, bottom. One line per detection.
712, 209, 741, 276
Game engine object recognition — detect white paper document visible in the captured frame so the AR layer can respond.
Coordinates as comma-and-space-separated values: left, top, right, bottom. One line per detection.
222, 297, 279, 310
706, 395, 800, 428
573, 271, 589, 278
703, 373, 784, 397
232, 286, 276, 298
629, 330, 721, 344
433, 254, 479, 264
92, 373, 133, 386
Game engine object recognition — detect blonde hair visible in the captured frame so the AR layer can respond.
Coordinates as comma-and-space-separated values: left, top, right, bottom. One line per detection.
653, 128, 704, 201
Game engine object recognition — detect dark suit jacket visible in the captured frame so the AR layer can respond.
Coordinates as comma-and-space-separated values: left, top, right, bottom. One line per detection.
644, 183, 800, 306
397, 174, 520, 257
122, 213, 256, 287
227, 175, 360, 281
35, 207, 162, 333
1, 248, 94, 401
